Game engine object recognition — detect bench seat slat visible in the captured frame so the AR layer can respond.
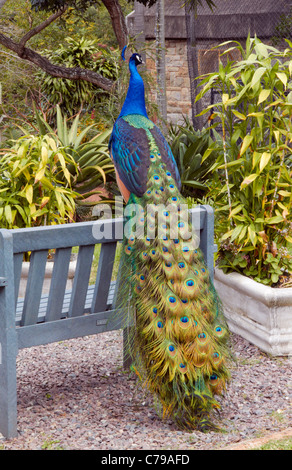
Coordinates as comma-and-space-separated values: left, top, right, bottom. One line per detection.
17, 308, 124, 350
15, 282, 117, 326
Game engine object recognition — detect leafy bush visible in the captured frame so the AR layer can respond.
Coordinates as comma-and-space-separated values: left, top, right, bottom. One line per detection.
36, 37, 120, 118
196, 36, 292, 286
0, 134, 77, 228
168, 117, 219, 199
34, 105, 115, 200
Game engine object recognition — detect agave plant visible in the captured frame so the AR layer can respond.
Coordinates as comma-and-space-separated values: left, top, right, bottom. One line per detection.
34, 105, 115, 202
168, 118, 219, 199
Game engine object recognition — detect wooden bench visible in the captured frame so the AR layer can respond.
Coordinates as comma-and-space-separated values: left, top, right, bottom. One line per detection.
0, 205, 215, 439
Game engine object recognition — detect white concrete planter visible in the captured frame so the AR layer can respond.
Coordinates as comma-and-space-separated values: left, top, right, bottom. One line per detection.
19, 258, 77, 298
214, 268, 292, 356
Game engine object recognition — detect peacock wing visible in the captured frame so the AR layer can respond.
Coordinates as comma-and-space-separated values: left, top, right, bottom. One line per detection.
109, 115, 181, 197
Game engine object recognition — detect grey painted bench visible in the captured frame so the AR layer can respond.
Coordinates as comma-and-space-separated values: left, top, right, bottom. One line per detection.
0, 205, 215, 439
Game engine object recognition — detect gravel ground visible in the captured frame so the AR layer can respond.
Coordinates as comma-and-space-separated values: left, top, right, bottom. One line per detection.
1, 330, 291, 450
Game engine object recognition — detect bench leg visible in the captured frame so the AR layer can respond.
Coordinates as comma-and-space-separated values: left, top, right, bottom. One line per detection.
123, 327, 134, 370
0, 331, 18, 439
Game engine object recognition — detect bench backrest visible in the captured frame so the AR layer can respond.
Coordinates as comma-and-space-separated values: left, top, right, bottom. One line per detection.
0, 205, 214, 350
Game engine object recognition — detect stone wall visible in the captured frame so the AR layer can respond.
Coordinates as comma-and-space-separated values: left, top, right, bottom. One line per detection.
145, 39, 192, 125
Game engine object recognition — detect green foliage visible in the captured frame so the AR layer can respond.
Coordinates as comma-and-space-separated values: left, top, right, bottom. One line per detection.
196, 36, 292, 286
34, 105, 115, 200
168, 118, 219, 199
0, 134, 77, 228
272, 6, 292, 45
36, 37, 120, 118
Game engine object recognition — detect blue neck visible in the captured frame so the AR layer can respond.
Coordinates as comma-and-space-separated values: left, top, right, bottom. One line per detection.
118, 60, 148, 119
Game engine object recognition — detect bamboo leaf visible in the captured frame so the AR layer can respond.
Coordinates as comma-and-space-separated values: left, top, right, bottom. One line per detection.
229, 204, 243, 219
230, 224, 244, 242
4, 205, 13, 224
240, 173, 258, 189
25, 185, 33, 204
251, 67, 266, 89
240, 135, 253, 156
278, 190, 291, 197
259, 152, 271, 173
258, 89, 270, 105
248, 226, 257, 246
41, 145, 48, 165
232, 110, 246, 120
220, 229, 234, 241
276, 72, 288, 88
34, 166, 46, 183
265, 215, 284, 224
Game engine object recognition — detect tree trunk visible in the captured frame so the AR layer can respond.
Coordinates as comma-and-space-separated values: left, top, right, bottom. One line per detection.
102, 0, 129, 49
155, 0, 167, 129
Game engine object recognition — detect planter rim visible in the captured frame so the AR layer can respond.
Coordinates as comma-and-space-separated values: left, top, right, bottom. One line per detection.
214, 267, 292, 308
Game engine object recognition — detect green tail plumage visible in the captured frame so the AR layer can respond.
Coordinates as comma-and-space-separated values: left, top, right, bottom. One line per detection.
116, 127, 232, 432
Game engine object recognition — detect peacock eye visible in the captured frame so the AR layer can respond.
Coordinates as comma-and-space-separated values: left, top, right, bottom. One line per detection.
162, 246, 168, 252
178, 222, 184, 228
169, 296, 176, 303
198, 332, 206, 339
157, 321, 163, 328
168, 345, 175, 352
154, 175, 160, 180
186, 280, 194, 286
180, 316, 189, 323
178, 262, 185, 269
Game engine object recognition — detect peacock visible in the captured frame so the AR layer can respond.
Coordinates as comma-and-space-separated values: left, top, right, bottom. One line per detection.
109, 47, 232, 431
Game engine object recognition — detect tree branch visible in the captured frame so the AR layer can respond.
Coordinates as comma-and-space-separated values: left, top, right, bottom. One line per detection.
19, 6, 67, 49
0, 32, 114, 92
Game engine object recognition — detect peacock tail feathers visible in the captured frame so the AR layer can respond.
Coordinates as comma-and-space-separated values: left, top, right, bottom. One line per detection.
115, 124, 232, 432
109, 50, 232, 432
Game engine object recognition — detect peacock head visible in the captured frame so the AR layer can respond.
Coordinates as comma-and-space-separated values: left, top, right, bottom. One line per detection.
129, 53, 144, 67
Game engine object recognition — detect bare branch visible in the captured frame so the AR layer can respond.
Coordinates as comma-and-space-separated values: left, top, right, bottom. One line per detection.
19, 6, 67, 49
0, 32, 114, 92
